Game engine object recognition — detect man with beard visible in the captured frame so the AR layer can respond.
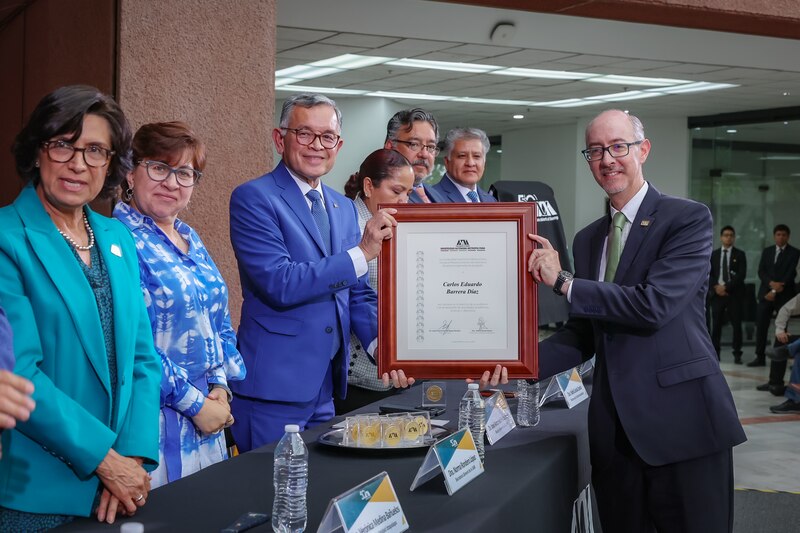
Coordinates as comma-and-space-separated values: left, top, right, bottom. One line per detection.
528, 109, 745, 532
384, 108, 446, 204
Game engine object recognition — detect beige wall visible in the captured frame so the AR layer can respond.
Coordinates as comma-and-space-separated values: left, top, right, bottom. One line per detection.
119, 0, 277, 325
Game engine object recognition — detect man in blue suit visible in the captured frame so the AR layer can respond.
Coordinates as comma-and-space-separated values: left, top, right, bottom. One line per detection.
383, 108, 446, 204
433, 127, 497, 203
529, 110, 745, 532
229, 94, 412, 451
0, 306, 35, 459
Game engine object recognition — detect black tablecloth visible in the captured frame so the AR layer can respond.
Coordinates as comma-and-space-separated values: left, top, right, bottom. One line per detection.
61, 381, 591, 532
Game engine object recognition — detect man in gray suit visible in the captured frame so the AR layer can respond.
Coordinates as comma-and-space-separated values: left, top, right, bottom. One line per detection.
384, 108, 446, 204
433, 127, 496, 203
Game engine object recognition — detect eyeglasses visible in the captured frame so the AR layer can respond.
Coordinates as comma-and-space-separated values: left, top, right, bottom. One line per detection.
391, 139, 440, 155
41, 140, 114, 168
283, 128, 340, 149
581, 141, 643, 162
138, 160, 202, 187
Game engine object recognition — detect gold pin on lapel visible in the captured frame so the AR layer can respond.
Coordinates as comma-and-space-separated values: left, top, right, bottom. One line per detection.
110, 244, 122, 257
640, 220, 651, 227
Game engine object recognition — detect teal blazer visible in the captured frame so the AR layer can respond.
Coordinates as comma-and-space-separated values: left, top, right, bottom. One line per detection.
0, 185, 160, 516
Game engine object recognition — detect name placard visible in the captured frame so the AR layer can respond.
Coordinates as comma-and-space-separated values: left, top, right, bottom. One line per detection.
318, 471, 408, 533
484, 391, 516, 444
556, 368, 589, 408
410, 428, 484, 496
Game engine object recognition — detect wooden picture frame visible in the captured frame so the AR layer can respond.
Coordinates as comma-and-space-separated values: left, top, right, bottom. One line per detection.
377, 203, 538, 379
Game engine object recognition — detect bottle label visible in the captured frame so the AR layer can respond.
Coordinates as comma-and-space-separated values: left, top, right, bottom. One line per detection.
318, 471, 409, 533
484, 391, 516, 444
409, 428, 484, 496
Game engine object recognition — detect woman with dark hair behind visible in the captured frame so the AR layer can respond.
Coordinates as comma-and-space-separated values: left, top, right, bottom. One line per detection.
336, 149, 415, 414
0, 85, 160, 528
114, 121, 245, 487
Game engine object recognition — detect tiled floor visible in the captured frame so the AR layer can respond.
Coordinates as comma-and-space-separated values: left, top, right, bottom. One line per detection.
722, 352, 800, 493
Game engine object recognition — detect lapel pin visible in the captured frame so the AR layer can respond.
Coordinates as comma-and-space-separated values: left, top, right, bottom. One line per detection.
333, 202, 339, 208
640, 219, 651, 227
110, 244, 122, 257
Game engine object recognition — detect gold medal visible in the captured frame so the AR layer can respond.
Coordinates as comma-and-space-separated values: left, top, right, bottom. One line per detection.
404, 419, 421, 442
383, 423, 402, 447
361, 422, 381, 447
426, 385, 443, 403
415, 415, 429, 435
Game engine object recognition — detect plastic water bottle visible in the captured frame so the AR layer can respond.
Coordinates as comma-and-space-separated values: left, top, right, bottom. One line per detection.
272, 424, 308, 533
458, 383, 485, 463
516, 379, 540, 427
120, 523, 144, 533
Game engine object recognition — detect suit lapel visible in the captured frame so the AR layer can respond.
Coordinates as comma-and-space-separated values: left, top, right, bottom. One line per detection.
323, 184, 343, 255
613, 185, 659, 283
91, 212, 131, 413
440, 175, 465, 203
15, 187, 112, 397
275, 162, 328, 256
589, 218, 607, 282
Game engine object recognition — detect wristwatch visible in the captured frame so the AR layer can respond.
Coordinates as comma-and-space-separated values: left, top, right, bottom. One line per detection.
553, 271, 574, 296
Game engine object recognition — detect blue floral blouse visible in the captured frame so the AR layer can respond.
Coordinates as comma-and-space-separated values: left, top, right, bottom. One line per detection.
114, 202, 245, 487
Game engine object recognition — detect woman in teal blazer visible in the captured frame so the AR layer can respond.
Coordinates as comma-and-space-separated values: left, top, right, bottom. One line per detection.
0, 86, 160, 529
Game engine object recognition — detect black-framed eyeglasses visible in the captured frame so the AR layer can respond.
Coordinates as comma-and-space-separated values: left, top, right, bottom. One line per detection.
41, 140, 114, 168
283, 128, 340, 149
581, 140, 643, 162
138, 160, 202, 187
391, 139, 440, 155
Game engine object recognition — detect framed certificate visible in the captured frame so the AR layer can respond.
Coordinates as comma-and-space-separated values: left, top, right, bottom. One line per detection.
377, 203, 538, 379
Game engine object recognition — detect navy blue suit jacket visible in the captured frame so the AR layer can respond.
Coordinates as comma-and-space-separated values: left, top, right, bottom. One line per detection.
539, 184, 746, 467
407, 182, 446, 204
229, 162, 378, 403
432, 174, 496, 203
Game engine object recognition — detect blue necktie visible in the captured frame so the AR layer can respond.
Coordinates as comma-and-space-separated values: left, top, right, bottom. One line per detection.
467, 190, 480, 203
306, 190, 331, 255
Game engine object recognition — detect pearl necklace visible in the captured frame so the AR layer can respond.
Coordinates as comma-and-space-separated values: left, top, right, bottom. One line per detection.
58, 211, 95, 251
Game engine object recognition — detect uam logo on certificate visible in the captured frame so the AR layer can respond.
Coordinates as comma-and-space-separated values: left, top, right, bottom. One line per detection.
318, 472, 408, 533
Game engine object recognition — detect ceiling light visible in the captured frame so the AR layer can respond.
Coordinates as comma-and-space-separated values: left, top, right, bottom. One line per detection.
496, 149, 503, 153
386, 58, 499, 74
586, 90, 662, 102
274, 65, 341, 80
538, 98, 598, 108
310, 54, 391, 69
513, 114, 524, 119
783, 91, 791, 96
495, 67, 593, 80
585, 74, 689, 87
451, 97, 538, 105
275, 85, 368, 95
366, 91, 452, 101
650, 82, 738, 94
275, 77, 302, 86
726, 129, 737, 133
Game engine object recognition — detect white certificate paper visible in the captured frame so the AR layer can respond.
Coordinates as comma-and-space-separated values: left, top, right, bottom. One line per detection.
396, 221, 519, 361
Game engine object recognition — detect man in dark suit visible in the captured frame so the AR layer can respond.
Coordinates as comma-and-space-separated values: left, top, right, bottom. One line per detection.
529, 109, 745, 532
229, 93, 413, 451
708, 225, 747, 363
383, 108, 446, 204
433, 127, 497, 203
748, 224, 800, 367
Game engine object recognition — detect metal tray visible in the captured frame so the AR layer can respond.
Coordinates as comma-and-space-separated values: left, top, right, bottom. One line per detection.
316, 427, 445, 452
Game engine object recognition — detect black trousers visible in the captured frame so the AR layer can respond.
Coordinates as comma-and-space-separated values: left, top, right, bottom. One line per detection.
755, 299, 781, 358
709, 294, 744, 358
768, 334, 800, 385
590, 359, 734, 532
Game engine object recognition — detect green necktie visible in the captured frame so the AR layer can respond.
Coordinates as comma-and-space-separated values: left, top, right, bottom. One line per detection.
604, 211, 627, 282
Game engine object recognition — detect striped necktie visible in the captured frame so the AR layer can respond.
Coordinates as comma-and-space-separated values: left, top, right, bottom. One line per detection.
467, 190, 480, 203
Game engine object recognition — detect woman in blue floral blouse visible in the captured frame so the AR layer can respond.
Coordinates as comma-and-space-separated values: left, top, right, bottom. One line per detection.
114, 121, 245, 488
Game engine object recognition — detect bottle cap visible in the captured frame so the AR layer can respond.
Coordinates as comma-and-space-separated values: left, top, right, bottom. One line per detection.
120, 523, 145, 533
467, 383, 479, 390
285, 424, 300, 432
